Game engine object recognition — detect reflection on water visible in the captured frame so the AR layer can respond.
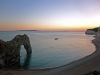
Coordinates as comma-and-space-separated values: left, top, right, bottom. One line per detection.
22, 54, 32, 68
8, 54, 32, 69
19, 54, 32, 69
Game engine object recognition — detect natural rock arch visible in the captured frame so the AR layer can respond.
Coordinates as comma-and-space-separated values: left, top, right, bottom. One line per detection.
0, 34, 32, 68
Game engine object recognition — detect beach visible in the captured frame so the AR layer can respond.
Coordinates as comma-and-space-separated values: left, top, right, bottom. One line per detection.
1, 38, 100, 75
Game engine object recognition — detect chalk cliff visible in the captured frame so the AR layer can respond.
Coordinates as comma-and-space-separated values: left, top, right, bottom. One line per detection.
0, 34, 32, 68
85, 29, 96, 35
85, 27, 98, 35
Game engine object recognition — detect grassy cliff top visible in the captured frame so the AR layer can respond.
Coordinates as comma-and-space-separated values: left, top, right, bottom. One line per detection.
88, 27, 98, 32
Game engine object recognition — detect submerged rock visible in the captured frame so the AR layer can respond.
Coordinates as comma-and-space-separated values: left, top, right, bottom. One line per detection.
0, 34, 32, 68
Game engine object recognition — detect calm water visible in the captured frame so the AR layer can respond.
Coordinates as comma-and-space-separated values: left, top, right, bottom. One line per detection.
0, 31, 95, 69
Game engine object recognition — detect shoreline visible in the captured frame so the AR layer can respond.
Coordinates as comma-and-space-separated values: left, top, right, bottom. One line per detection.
1, 39, 100, 75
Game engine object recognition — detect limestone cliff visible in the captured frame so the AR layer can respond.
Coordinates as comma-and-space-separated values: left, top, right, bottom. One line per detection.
85, 27, 98, 35
85, 29, 96, 35
0, 34, 32, 68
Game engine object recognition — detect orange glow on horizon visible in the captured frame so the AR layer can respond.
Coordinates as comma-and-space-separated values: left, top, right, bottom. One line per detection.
0, 22, 97, 31
0, 24, 93, 31
0, 0, 100, 32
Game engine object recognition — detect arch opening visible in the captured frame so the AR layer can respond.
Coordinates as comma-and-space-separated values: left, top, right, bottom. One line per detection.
19, 45, 32, 68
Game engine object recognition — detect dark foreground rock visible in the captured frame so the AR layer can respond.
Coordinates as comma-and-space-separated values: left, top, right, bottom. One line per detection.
0, 34, 32, 68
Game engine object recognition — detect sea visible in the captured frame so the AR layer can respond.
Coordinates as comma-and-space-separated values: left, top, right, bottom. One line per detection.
0, 31, 95, 69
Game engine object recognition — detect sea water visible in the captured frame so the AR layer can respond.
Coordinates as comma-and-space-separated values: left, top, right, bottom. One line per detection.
0, 31, 95, 69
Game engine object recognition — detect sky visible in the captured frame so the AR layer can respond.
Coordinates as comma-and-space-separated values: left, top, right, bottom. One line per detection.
0, 0, 100, 31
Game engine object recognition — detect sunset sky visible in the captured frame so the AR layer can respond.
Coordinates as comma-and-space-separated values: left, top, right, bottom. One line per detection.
0, 0, 100, 31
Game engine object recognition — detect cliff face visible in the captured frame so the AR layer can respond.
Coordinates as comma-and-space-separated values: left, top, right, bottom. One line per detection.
85, 29, 96, 35
0, 34, 32, 68
85, 27, 99, 35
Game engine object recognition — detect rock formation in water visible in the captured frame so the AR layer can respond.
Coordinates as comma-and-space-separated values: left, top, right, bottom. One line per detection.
85, 29, 96, 35
85, 27, 98, 35
0, 34, 32, 68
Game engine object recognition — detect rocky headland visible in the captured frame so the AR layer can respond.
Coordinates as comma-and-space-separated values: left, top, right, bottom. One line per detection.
85, 27, 98, 35
0, 34, 32, 68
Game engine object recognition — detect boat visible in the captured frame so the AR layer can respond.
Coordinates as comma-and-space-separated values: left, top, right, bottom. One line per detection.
55, 38, 58, 40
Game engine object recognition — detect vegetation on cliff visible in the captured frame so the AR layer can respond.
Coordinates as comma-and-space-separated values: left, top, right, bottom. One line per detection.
88, 27, 98, 32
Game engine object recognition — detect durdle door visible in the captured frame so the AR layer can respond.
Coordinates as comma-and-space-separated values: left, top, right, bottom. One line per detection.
0, 34, 32, 69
